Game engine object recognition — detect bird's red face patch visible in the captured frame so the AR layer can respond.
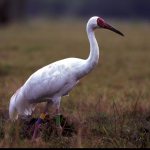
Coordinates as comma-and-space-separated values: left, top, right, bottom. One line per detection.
97, 18, 106, 28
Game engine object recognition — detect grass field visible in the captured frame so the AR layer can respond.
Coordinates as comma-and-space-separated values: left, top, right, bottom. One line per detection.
0, 18, 150, 148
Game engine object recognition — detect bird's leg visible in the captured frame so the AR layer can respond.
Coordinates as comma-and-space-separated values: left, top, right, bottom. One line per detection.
55, 106, 63, 136
32, 113, 47, 140
55, 106, 61, 126
53, 97, 63, 136
32, 101, 51, 141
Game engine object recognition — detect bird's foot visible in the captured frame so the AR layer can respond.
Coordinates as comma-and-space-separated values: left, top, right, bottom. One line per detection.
56, 125, 63, 136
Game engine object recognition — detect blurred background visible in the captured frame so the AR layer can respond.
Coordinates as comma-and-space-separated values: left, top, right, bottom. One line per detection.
0, 0, 150, 148
0, 0, 149, 25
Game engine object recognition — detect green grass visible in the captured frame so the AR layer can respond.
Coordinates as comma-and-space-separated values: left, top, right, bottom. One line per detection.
0, 19, 150, 148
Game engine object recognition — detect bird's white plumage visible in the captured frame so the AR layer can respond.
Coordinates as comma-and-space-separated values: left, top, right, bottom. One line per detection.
22, 58, 84, 101
9, 16, 100, 120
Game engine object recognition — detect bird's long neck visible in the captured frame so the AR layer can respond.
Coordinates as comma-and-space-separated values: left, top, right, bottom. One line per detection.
86, 25, 99, 71
76, 24, 99, 79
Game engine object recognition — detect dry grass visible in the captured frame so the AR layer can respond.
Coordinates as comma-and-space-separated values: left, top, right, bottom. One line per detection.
0, 18, 150, 148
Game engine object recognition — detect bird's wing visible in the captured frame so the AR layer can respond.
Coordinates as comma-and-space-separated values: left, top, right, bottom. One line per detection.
21, 58, 80, 102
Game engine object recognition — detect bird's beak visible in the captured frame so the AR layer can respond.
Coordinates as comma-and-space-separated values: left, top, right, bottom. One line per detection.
104, 23, 124, 36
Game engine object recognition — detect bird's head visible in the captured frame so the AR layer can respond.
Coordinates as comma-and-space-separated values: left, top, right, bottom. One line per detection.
87, 16, 124, 36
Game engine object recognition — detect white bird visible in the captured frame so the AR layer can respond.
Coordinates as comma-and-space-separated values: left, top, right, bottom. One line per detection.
9, 16, 124, 139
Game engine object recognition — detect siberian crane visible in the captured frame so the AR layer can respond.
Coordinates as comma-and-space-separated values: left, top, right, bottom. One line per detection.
9, 16, 124, 139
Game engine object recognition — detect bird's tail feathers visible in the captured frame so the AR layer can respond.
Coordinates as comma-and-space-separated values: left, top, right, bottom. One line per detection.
9, 89, 36, 121
9, 93, 18, 121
